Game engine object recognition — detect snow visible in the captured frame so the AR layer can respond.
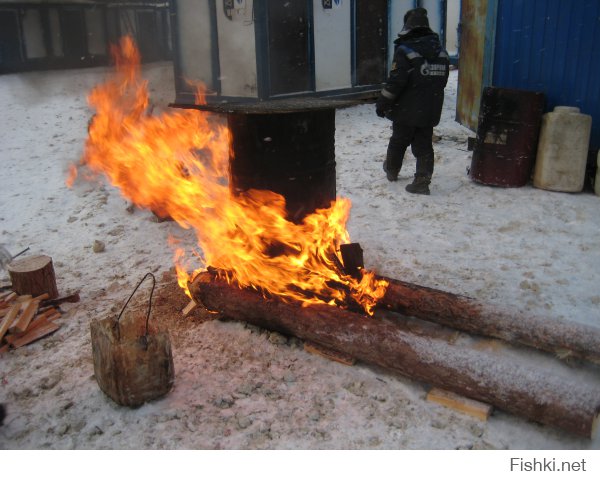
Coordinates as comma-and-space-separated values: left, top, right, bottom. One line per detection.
1, 62, 600, 455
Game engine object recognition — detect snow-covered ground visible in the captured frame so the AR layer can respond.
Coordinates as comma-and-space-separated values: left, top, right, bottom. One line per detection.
1, 62, 600, 452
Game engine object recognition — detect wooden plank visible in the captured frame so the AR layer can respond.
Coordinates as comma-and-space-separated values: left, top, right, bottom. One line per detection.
0, 303, 20, 342
10, 300, 39, 334
8, 322, 60, 349
427, 387, 493, 421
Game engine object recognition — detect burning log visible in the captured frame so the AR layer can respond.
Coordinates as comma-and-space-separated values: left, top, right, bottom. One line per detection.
377, 275, 600, 364
189, 271, 600, 438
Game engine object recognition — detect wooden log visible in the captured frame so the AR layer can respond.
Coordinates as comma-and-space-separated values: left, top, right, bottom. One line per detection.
7, 255, 58, 299
189, 272, 600, 438
378, 275, 600, 364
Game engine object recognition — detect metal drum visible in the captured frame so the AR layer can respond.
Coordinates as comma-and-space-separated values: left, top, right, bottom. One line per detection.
228, 109, 336, 222
470, 87, 545, 187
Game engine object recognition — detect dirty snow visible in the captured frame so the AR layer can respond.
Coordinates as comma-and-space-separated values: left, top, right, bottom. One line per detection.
1, 62, 600, 460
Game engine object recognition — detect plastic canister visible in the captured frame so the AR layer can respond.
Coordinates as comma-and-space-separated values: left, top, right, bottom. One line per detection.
596, 151, 600, 196
533, 106, 592, 192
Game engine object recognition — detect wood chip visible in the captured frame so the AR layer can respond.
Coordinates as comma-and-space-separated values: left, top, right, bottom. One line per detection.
427, 387, 493, 421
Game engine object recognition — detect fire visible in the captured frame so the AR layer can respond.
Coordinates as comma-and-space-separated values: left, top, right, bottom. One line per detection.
69, 37, 388, 314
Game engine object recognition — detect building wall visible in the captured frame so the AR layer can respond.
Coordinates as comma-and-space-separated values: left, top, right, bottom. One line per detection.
0, 1, 171, 74
492, 0, 600, 150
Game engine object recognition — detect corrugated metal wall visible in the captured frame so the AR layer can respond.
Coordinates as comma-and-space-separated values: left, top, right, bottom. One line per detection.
492, 0, 600, 149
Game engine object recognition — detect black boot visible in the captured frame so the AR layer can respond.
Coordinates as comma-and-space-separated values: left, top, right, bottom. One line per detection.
405, 175, 431, 195
383, 159, 399, 181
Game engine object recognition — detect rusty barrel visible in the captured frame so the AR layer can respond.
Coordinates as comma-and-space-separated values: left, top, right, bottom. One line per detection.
227, 110, 336, 222
470, 87, 545, 187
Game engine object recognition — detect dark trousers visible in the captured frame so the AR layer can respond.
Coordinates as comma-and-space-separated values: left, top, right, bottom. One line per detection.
386, 123, 435, 177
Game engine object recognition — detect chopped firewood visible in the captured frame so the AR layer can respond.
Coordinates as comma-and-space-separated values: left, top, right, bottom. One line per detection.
304, 341, 356, 366
0, 343, 9, 354
0, 303, 20, 342
182, 299, 198, 316
40, 291, 80, 308
10, 299, 39, 334
427, 387, 493, 421
26, 308, 60, 332
8, 321, 60, 349
0, 290, 15, 301
32, 293, 50, 302
1, 292, 17, 304
16, 294, 32, 303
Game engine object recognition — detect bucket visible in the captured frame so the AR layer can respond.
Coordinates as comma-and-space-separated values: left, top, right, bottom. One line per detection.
470, 87, 545, 187
90, 273, 175, 407
533, 106, 593, 192
227, 110, 336, 222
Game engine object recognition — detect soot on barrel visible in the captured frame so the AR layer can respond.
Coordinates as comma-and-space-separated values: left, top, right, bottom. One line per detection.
227, 110, 336, 222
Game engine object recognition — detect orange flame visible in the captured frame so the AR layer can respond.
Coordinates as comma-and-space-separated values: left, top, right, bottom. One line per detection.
69, 37, 387, 314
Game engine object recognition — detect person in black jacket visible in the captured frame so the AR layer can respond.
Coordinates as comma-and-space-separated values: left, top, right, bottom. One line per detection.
376, 7, 450, 195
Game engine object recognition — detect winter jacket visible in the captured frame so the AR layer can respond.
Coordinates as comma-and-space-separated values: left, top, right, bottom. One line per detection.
378, 31, 450, 127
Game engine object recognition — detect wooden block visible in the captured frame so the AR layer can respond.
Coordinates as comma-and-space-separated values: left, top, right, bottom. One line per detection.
182, 299, 198, 316
8, 322, 60, 349
427, 387, 493, 421
304, 341, 356, 366
0, 303, 20, 342
10, 300, 39, 334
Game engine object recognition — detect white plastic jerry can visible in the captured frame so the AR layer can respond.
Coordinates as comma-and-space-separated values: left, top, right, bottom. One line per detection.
533, 106, 592, 192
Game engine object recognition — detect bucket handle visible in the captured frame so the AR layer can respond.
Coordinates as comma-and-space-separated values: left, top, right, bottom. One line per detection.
116, 272, 156, 342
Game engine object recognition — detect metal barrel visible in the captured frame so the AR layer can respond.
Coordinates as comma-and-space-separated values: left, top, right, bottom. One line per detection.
227, 110, 337, 222
470, 87, 545, 187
